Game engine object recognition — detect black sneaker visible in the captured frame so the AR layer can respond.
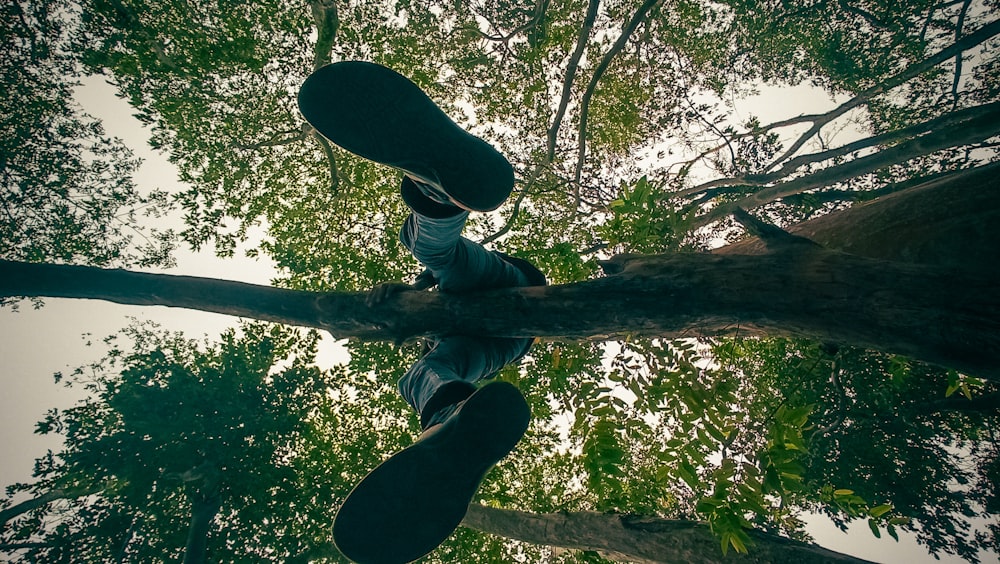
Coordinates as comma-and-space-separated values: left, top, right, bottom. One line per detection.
298, 61, 514, 212
332, 382, 530, 564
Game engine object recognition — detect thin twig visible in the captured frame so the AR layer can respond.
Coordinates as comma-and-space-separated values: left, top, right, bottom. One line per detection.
573, 0, 664, 207
546, 0, 601, 163
951, 0, 973, 109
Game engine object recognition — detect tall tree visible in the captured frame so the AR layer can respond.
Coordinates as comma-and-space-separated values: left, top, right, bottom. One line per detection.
0, 322, 352, 562
4, 0, 999, 561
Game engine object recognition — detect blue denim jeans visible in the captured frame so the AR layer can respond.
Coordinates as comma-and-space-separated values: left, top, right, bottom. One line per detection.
396, 211, 533, 421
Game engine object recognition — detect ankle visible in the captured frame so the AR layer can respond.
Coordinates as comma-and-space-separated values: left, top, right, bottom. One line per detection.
400, 176, 465, 218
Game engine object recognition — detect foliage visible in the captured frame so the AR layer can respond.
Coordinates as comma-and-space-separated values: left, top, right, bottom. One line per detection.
4, 0, 1000, 562
2, 322, 344, 561
1, 0, 175, 267
711, 339, 1000, 561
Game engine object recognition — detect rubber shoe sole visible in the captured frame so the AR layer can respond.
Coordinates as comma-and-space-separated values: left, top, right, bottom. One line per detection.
298, 61, 514, 212
332, 382, 530, 564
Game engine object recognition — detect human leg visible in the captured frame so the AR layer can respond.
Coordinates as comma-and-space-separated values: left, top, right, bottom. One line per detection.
398, 335, 533, 427
333, 381, 528, 564
398, 208, 529, 293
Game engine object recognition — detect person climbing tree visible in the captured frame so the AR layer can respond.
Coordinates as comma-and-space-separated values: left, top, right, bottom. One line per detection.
297, 61, 547, 564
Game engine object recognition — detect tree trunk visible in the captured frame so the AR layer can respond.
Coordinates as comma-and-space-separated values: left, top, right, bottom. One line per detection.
181, 494, 221, 564
461, 503, 875, 564
719, 162, 1000, 276
3, 245, 996, 378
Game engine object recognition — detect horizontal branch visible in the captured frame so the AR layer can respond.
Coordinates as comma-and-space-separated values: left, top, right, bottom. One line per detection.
3, 247, 997, 379
462, 503, 875, 564
0, 488, 94, 526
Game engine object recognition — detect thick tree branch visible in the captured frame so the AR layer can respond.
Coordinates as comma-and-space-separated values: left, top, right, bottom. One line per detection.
0, 488, 95, 526
309, 0, 339, 70
731, 208, 820, 251
182, 493, 221, 564
3, 245, 998, 378
5, 161, 999, 379
462, 503, 876, 564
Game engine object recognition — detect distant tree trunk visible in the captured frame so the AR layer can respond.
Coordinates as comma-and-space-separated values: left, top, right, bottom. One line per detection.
461, 503, 875, 564
2, 165, 998, 378
182, 494, 221, 564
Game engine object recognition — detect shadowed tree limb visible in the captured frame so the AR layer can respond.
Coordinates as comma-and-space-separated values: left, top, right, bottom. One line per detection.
0, 487, 98, 526
687, 101, 1000, 229
462, 503, 877, 564
763, 17, 1000, 171
666, 18, 1000, 192
731, 208, 820, 251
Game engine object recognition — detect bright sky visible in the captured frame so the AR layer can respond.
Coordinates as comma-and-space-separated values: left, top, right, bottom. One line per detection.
0, 74, 994, 564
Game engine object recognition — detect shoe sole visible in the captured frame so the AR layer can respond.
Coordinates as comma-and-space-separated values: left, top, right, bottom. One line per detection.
332, 382, 529, 564
298, 61, 514, 211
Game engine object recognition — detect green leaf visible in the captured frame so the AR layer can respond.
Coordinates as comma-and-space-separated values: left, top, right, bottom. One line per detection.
729, 531, 749, 554
868, 518, 881, 538
869, 504, 892, 518
678, 461, 701, 489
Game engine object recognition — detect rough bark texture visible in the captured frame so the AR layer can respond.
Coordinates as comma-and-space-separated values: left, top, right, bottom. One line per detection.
719, 162, 1000, 275
461, 503, 876, 564
3, 165, 998, 378
3, 247, 996, 378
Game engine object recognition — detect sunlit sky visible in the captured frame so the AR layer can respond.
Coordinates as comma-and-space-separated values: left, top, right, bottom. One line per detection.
1, 72, 995, 564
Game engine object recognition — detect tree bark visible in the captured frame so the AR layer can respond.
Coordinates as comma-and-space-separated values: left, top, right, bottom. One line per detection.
3, 166, 998, 378
181, 494, 221, 564
3, 245, 997, 378
718, 162, 1000, 276
461, 503, 876, 564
